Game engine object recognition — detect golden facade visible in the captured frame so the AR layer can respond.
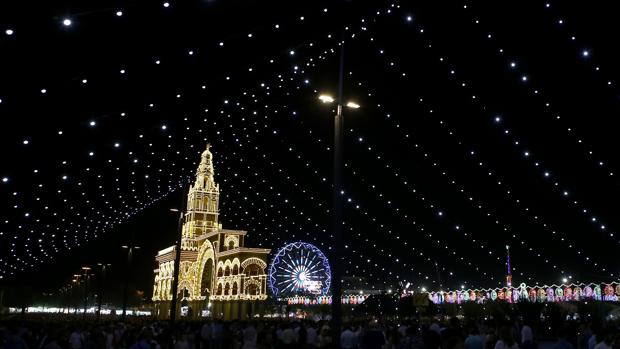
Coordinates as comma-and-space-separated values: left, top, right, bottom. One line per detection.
152, 144, 270, 319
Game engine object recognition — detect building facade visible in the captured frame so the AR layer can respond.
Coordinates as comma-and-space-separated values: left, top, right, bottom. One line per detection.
152, 144, 270, 319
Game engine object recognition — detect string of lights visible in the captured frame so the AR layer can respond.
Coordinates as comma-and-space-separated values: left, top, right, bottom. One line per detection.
371, 5, 620, 246
0, 28, 340, 277
338, 29, 611, 279
225, 55, 506, 287
454, 2, 618, 185
2, 0, 618, 295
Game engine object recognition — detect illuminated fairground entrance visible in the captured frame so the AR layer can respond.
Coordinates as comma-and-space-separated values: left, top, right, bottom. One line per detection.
152, 145, 270, 320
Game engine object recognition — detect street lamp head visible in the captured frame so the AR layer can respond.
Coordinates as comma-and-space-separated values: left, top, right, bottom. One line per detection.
346, 101, 360, 109
122, 245, 128, 249
82, 266, 91, 271
319, 95, 335, 103
170, 208, 180, 212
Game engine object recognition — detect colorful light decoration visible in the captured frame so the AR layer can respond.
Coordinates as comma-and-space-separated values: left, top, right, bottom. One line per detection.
283, 294, 368, 306
268, 241, 331, 297
428, 282, 620, 304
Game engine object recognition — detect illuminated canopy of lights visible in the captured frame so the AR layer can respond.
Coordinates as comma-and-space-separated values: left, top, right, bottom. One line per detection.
0, 1, 618, 292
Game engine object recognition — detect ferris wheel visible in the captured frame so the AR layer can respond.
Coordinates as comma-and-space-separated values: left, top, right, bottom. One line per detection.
268, 241, 332, 297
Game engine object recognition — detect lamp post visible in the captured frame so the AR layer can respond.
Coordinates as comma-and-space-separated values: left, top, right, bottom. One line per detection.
317, 36, 360, 335
72, 275, 80, 314
81, 266, 91, 317
121, 245, 140, 320
96, 263, 111, 321
169, 206, 185, 325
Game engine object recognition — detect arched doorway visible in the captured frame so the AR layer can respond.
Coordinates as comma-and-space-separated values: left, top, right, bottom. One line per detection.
200, 258, 214, 317
200, 258, 214, 296
194, 240, 215, 317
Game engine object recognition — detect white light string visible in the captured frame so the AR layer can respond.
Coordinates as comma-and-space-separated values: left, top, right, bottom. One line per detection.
376, 5, 620, 245
230, 55, 502, 288
540, 2, 620, 97
344, 24, 612, 279
456, 2, 618, 186
0, 26, 343, 277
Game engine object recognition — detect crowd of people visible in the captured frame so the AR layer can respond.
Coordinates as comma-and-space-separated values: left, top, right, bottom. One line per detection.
2, 316, 620, 349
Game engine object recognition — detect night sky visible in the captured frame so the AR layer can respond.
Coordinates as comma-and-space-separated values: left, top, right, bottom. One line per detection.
2, 0, 620, 306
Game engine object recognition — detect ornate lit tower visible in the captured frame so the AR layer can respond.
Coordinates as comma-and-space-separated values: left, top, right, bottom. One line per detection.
505, 245, 512, 287
152, 144, 271, 320
181, 144, 221, 250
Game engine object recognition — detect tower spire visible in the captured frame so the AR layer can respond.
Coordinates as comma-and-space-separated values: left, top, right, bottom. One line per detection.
505, 245, 512, 287
195, 143, 215, 186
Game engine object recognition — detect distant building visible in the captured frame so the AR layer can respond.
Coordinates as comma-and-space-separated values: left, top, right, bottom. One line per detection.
152, 144, 270, 319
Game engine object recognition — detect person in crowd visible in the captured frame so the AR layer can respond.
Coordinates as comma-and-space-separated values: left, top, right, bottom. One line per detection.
68, 328, 84, 349
398, 325, 425, 349
494, 326, 519, 349
553, 327, 574, 349
465, 327, 483, 349
423, 324, 442, 349
360, 322, 385, 349
174, 332, 190, 349
279, 323, 297, 348
521, 323, 534, 349
3, 327, 29, 349
41, 332, 62, 349
130, 330, 152, 349
386, 325, 401, 349
199, 322, 211, 349
445, 337, 465, 349
593, 331, 612, 349
241, 322, 257, 349
210, 321, 223, 349
305, 322, 318, 348
317, 324, 332, 348
588, 328, 600, 349
340, 324, 358, 349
